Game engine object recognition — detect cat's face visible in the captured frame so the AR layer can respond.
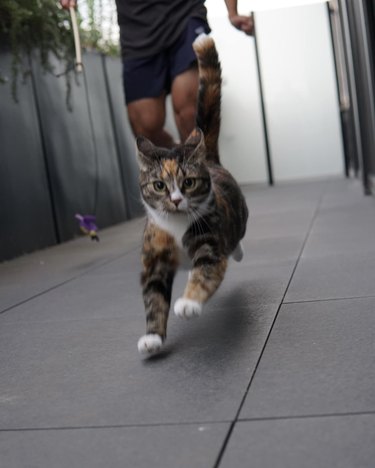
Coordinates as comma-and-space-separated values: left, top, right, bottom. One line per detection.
136, 130, 211, 215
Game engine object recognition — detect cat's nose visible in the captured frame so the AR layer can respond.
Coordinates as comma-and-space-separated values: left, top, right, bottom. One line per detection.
172, 198, 182, 208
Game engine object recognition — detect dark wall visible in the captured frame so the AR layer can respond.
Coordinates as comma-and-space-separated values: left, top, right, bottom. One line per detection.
340, 0, 375, 193
0, 50, 142, 261
0, 50, 57, 261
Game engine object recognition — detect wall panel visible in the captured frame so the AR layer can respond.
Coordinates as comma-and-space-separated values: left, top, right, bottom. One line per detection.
0, 50, 57, 260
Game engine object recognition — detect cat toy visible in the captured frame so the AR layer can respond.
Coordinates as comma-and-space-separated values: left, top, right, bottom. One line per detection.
75, 214, 99, 241
69, 5, 100, 241
70, 6, 83, 72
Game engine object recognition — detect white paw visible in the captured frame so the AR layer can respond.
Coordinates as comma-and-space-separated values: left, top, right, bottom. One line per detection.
232, 242, 244, 262
174, 298, 202, 319
137, 334, 163, 355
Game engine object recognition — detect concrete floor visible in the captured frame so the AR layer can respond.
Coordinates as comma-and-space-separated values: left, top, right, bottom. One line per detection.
1, 178, 375, 467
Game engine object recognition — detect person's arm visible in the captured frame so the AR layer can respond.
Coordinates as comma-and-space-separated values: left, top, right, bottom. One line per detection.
60, 0, 77, 9
224, 0, 254, 35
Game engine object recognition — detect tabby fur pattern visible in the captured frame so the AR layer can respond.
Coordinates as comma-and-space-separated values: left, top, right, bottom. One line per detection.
136, 34, 248, 356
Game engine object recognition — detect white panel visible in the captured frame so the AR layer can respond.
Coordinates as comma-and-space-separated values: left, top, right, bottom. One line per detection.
207, 17, 268, 184
255, 3, 345, 181
165, 13, 269, 184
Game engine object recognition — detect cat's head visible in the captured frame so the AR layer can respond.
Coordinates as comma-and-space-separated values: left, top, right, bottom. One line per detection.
136, 129, 211, 215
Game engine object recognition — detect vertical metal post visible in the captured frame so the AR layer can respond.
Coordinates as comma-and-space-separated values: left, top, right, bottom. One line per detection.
327, 1, 351, 177
253, 12, 274, 186
343, 0, 375, 194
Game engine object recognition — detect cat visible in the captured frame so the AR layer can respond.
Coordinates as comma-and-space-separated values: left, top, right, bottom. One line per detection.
135, 34, 248, 355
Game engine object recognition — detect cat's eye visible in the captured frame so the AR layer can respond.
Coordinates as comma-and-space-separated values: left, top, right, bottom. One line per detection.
153, 181, 166, 192
153, 181, 167, 192
183, 178, 196, 189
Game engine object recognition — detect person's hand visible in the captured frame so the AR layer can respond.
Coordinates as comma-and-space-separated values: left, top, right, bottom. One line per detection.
60, 0, 77, 9
229, 14, 254, 35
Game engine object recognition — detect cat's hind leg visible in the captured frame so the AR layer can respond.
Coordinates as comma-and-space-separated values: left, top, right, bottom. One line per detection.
232, 241, 244, 262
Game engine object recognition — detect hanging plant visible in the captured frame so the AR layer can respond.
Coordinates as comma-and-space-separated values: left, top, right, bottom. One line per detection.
0, 0, 75, 101
0, 0, 119, 102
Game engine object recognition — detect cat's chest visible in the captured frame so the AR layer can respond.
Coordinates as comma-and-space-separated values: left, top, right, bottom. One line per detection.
147, 207, 190, 248
148, 209, 192, 269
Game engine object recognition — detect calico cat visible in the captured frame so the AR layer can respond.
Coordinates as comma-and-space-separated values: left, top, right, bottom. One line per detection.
136, 34, 248, 355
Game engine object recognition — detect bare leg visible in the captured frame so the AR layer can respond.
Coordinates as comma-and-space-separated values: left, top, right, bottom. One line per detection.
127, 94, 175, 148
171, 67, 199, 142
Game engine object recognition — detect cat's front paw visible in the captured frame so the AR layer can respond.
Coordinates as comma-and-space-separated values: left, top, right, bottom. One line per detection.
174, 298, 202, 319
137, 334, 163, 356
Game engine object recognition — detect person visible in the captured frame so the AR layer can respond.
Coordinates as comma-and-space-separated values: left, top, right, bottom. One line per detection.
60, 0, 253, 147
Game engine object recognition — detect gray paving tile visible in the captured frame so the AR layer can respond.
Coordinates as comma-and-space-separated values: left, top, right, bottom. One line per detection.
240, 298, 375, 419
285, 251, 375, 302
0, 224, 295, 435
245, 209, 315, 240
1, 245, 293, 324
1, 251, 143, 324
6, 261, 261, 329
317, 178, 372, 210
242, 179, 328, 217
220, 414, 375, 468
300, 204, 375, 258
0, 270, 142, 324
207, 260, 295, 308
0, 219, 143, 313
0, 299, 277, 428
241, 235, 304, 266
284, 179, 375, 301
0, 423, 228, 468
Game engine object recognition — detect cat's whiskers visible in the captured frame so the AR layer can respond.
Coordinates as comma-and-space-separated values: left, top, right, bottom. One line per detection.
190, 197, 215, 233
189, 207, 212, 238
187, 209, 202, 238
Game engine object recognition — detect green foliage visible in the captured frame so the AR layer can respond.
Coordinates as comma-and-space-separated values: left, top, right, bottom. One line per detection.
80, 0, 120, 56
0, 0, 74, 100
0, 0, 119, 101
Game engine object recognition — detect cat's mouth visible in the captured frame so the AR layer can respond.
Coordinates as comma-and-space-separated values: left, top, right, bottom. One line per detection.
171, 205, 187, 214
169, 200, 188, 213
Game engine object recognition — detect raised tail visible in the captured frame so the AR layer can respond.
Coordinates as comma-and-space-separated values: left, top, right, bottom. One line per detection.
192, 34, 222, 164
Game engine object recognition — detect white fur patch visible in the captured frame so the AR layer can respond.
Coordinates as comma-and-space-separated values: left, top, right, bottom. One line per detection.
174, 298, 202, 319
137, 334, 163, 355
170, 185, 183, 203
146, 206, 190, 248
193, 32, 210, 48
232, 242, 244, 262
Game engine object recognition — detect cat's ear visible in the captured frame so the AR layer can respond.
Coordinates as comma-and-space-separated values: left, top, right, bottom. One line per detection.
135, 136, 155, 170
185, 128, 203, 146
185, 128, 206, 162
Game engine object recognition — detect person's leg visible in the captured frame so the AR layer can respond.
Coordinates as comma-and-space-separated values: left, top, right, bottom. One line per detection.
123, 55, 175, 147
169, 17, 211, 142
127, 94, 175, 148
171, 66, 199, 143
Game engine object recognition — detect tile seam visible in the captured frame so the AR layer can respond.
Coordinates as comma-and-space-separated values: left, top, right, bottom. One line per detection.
213, 191, 326, 468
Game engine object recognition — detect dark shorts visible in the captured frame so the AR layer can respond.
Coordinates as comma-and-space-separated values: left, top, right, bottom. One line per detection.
122, 17, 210, 104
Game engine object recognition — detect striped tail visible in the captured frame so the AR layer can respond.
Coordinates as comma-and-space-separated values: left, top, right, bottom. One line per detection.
193, 34, 222, 164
